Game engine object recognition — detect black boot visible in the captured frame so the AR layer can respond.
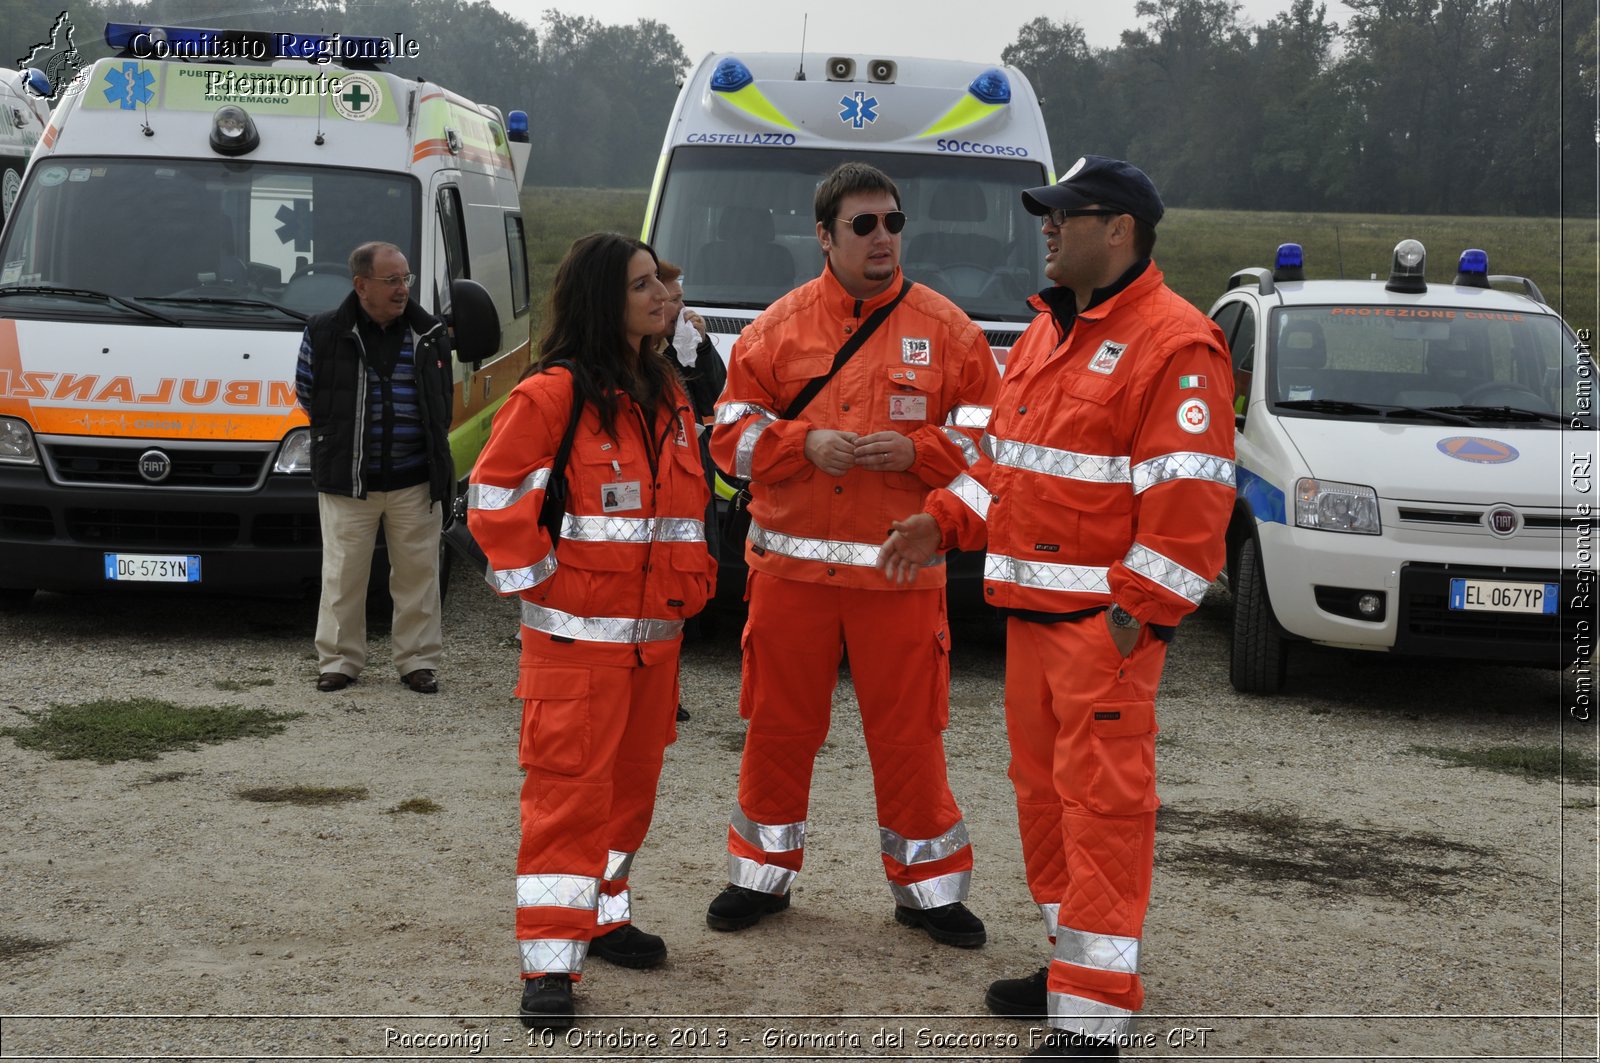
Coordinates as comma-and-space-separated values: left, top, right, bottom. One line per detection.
588, 923, 667, 969
518, 974, 574, 1029
705, 884, 790, 930
893, 901, 987, 947
985, 966, 1048, 1019
1027, 1030, 1119, 1059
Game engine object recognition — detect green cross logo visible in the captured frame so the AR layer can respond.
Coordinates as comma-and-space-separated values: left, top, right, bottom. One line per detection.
341, 83, 370, 112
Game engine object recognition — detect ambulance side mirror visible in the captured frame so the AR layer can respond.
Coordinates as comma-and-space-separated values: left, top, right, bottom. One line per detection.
448, 278, 502, 364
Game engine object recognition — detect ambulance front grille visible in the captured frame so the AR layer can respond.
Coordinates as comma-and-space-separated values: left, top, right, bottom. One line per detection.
42, 441, 274, 490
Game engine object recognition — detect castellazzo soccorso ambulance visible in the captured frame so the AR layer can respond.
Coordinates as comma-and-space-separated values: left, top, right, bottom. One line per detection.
0, 23, 533, 607
1209, 239, 1595, 693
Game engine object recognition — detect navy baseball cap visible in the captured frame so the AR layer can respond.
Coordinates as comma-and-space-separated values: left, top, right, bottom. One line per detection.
1022, 155, 1165, 228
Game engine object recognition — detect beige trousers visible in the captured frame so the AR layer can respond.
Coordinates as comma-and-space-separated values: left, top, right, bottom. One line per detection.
314, 483, 443, 678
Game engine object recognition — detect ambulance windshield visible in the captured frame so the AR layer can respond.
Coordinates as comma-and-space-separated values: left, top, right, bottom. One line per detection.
0, 157, 419, 324
650, 147, 1048, 322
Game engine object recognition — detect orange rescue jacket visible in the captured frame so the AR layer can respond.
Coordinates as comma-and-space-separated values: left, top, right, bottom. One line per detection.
712, 266, 999, 591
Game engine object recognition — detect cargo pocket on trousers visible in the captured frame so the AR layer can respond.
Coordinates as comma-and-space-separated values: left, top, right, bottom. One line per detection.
516, 665, 591, 776
736, 620, 757, 721
1085, 698, 1158, 816
932, 620, 951, 730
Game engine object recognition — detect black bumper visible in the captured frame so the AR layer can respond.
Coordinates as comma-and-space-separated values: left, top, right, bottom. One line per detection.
1394, 562, 1591, 668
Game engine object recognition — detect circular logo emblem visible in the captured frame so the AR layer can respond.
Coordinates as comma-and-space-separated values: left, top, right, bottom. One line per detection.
2, 168, 20, 221
37, 165, 68, 187
1177, 398, 1210, 434
332, 73, 382, 122
1485, 505, 1521, 538
1436, 436, 1519, 464
137, 449, 172, 483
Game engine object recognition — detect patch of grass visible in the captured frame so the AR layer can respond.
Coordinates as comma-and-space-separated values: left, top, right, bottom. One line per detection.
0, 699, 303, 763
385, 797, 442, 815
1408, 743, 1598, 786
0, 935, 62, 961
236, 785, 368, 806
212, 676, 276, 692
1158, 802, 1493, 900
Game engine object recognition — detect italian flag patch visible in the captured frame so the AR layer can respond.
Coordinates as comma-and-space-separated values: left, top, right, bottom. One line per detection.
1178, 375, 1207, 389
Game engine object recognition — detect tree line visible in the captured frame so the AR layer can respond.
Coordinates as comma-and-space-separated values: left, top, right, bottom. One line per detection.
2, 0, 1593, 215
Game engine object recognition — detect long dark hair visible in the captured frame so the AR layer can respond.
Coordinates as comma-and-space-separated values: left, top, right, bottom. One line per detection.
526, 232, 676, 439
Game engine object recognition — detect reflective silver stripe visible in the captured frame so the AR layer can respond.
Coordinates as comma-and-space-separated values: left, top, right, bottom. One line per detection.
715, 401, 779, 424
946, 472, 991, 520
519, 938, 586, 976
604, 850, 635, 882
1039, 902, 1060, 938
561, 514, 705, 544
730, 804, 805, 852
880, 820, 970, 866
516, 874, 597, 911
486, 552, 557, 594
728, 854, 797, 894
1131, 451, 1236, 494
1125, 543, 1210, 604
467, 468, 550, 512
941, 426, 981, 466
1055, 926, 1140, 974
985, 553, 1110, 595
992, 437, 1130, 484
888, 869, 971, 909
520, 601, 684, 644
944, 405, 991, 429
1047, 992, 1134, 1040
749, 521, 943, 571
595, 889, 630, 926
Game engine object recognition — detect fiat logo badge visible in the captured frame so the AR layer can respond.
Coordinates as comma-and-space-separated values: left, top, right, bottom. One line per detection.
1486, 506, 1520, 538
137, 449, 173, 483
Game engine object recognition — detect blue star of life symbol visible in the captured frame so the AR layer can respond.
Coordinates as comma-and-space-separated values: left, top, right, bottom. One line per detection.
103, 63, 155, 109
839, 91, 878, 129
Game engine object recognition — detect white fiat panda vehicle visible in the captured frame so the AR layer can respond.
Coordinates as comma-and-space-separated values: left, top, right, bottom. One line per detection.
1209, 240, 1594, 692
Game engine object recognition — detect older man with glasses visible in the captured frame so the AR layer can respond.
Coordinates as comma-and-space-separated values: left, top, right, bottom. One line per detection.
705, 162, 1000, 947
294, 241, 456, 695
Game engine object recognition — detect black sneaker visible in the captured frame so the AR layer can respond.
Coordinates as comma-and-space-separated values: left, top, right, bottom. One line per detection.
893, 901, 986, 948
986, 965, 1048, 1019
588, 923, 667, 969
676, 703, 691, 722
518, 974, 574, 1029
1028, 1030, 1119, 1058
705, 884, 790, 931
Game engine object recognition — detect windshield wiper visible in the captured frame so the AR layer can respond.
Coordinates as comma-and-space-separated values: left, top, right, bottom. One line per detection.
1275, 398, 1383, 416
0, 284, 183, 326
1428, 404, 1567, 425
135, 295, 309, 322
1378, 405, 1477, 426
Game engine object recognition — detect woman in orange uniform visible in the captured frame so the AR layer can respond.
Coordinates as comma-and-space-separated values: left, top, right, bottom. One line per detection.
467, 232, 716, 1030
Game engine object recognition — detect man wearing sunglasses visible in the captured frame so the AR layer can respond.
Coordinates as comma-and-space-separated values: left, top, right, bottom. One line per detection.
294, 241, 456, 696
880, 156, 1235, 1060
707, 162, 1000, 948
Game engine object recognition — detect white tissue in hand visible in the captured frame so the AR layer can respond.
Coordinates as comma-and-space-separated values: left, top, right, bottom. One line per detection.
672, 311, 699, 366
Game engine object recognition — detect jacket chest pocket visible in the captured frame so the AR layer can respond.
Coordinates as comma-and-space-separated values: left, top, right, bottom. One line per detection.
562, 438, 644, 572
877, 365, 944, 428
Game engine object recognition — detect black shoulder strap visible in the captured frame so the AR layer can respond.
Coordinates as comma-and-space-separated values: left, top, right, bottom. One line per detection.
538, 361, 584, 544
781, 277, 914, 421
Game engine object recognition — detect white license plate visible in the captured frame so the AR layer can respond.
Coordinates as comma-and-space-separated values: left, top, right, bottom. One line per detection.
1448, 577, 1557, 615
103, 553, 201, 583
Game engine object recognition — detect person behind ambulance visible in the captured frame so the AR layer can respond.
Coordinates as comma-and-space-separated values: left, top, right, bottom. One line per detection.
466, 232, 716, 1030
879, 156, 1235, 1060
294, 241, 453, 695
705, 162, 1000, 947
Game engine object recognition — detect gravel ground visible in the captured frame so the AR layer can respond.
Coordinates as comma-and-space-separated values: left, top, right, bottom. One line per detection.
0, 552, 1594, 1063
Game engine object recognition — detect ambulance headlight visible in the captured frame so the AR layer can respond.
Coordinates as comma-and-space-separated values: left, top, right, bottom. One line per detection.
273, 427, 312, 474
1295, 478, 1380, 534
0, 417, 39, 465
210, 105, 260, 156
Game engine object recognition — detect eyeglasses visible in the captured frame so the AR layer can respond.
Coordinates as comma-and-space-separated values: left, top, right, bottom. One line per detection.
837, 210, 906, 237
365, 273, 415, 288
1044, 208, 1122, 227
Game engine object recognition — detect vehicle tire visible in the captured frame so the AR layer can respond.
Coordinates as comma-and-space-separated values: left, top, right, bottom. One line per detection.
0, 586, 37, 611
1230, 536, 1288, 694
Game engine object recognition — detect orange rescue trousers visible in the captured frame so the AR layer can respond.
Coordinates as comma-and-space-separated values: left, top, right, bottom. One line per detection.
726, 572, 973, 906
514, 644, 679, 980
1004, 616, 1167, 1028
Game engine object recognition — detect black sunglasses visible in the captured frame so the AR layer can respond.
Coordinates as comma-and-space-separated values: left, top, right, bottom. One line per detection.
1044, 207, 1123, 226
837, 210, 907, 236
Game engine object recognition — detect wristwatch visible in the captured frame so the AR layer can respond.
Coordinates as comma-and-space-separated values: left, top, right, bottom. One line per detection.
1107, 604, 1141, 630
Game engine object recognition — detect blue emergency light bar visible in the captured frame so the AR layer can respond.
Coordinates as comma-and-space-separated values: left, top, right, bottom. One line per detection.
711, 57, 755, 93
968, 68, 1012, 105
1454, 248, 1490, 288
104, 22, 395, 64
507, 110, 530, 143
1273, 242, 1305, 282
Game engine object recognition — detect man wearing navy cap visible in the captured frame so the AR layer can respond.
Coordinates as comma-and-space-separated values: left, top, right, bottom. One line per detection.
880, 156, 1236, 1059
